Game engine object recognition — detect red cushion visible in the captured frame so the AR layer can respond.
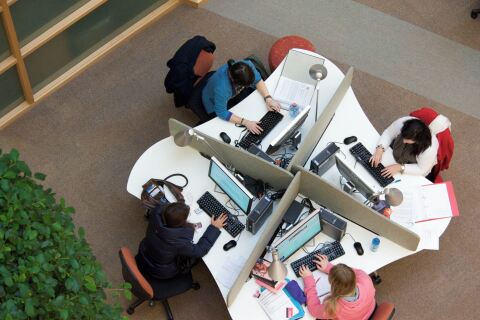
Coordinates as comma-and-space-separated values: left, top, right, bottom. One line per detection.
268, 36, 316, 71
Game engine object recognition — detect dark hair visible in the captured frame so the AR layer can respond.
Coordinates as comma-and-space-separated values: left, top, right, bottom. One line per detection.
227, 59, 254, 86
163, 202, 194, 229
400, 119, 432, 156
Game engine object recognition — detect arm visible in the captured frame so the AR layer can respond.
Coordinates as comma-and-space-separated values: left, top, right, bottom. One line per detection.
255, 80, 281, 112
176, 225, 221, 258
302, 263, 335, 319
404, 142, 438, 176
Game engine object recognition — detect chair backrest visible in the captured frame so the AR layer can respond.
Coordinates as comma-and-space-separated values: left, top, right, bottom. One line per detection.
193, 49, 214, 83
119, 247, 154, 301
187, 71, 216, 123
409, 107, 454, 182
370, 302, 396, 320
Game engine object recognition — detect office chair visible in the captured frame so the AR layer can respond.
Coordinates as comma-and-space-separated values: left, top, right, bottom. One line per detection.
369, 302, 396, 320
119, 247, 200, 319
186, 71, 216, 124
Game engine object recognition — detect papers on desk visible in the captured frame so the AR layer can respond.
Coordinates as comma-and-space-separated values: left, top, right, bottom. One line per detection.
217, 255, 246, 289
390, 181, 459, 226
390, 181, 459, 250
315, 272, 331, 298
258, 287, 304, 320
274, 76, 314, 108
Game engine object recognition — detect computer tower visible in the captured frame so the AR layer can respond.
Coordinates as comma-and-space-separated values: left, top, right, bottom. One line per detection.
319, 207, 346, 241
310, 143, 340, 176
246, 195, 273, 235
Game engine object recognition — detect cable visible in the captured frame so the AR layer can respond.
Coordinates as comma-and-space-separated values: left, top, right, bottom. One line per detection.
345, 233, 356, 243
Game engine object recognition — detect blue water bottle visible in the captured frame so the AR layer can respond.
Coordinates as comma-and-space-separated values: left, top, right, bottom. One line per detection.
370, 237, 380, 252
289, 103, 299, 117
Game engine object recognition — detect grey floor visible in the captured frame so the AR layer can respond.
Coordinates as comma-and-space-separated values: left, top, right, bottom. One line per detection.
204, 0, 480, 119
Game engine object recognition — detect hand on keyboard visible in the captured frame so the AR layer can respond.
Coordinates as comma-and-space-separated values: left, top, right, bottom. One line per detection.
298, 265, 312, 278
298, 254, 329, 278
381, 163, 402, 178
369, 147, 384, 167
211, 213, 228, 229
244, 119, 263, 135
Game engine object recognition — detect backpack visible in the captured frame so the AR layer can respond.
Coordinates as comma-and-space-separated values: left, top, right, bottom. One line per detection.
140, 174, 188, 218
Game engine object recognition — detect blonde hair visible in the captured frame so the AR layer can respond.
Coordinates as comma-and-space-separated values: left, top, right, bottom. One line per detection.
324, 264, 356, 317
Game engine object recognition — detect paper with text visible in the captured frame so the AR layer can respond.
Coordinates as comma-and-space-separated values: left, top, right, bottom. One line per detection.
274, 76, 314, 108
217, 255, 246, 289
258, 289, 297, 320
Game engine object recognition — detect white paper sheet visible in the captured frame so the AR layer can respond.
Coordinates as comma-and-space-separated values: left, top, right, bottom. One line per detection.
216, 255, 247, 289
258, 288, 296, 320
315, 272, 331, 297
415, 183, 453, 222
274, 76, 314, 108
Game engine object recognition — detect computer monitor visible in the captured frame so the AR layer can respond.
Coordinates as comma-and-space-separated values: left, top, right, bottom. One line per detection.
208, 157, 254, 214
267, 105, 311, 154
272, 209, 321, 261
335, 155, 375, 200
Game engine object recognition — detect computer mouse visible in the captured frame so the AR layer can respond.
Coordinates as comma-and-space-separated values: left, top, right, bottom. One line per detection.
219, 132, 231, 144
354, 242, 364, 256
343, 135, 357, 145
223, 240, 237, 251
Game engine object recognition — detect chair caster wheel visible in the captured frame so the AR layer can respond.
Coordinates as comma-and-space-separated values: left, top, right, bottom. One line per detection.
192, 282, 201, 290
127, 307, 135, 315
148, 300, 155, 307
472, 11, 478, 19
370, 273, 382, 285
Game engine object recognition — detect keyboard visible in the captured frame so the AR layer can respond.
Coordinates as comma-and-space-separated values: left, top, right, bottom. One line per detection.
238, 111, 284, 149
197, 191, 245, 238
349, 142, 394, 187
290, 241, 345, 277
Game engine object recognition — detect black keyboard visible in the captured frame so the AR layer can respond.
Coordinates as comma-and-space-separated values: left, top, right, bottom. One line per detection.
238, 111, 284, 149
290, 241, 345, 277
349, 142, 394, 187
197, 191, 245, 238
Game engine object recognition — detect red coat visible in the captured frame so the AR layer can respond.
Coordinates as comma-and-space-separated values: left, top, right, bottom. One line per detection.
410, 107, 454, 182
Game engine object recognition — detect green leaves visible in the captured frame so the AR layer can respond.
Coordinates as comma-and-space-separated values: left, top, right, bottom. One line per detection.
0, 149, 125, 319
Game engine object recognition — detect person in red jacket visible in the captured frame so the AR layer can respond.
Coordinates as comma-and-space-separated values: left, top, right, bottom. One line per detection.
300, 255, 376, 320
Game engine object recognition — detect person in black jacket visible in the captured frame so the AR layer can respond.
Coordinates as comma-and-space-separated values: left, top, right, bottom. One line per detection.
136, 202, 227, 280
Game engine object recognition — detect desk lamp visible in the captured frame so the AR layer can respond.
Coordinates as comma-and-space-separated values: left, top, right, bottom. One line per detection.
309, 64, 328, 121
267, 247, 287, 282
173, 128, 231, 169
369, 187, 403, 213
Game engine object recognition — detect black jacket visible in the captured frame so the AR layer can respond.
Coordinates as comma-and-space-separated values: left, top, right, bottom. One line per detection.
164, 35, 216, 107
136, 206, 220, 279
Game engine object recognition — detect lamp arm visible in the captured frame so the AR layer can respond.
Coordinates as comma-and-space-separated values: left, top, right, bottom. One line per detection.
196, 135, 233, 170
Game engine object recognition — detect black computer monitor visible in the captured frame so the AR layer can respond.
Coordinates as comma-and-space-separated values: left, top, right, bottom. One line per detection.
267, 105, 311, 154
272, 210, 321, 261
208, 157, 254, 214
335, 155, 375, 200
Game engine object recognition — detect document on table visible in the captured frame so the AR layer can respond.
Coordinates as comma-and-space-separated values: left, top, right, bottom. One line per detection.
217, 255, 246, 289
390, 189, 417, 227
258, 288, 297, 320
315, 272, 331, 298
274, 76, 314, 108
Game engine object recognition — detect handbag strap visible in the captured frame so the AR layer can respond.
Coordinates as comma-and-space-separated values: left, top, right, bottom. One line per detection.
163, 173, 188, 188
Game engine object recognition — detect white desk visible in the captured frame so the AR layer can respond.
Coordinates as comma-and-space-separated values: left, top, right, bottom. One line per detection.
127, 50, 451, 320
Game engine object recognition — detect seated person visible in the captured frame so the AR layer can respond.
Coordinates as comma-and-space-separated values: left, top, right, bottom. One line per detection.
299, 255, 376, 320
202, 59, 281, 134
370, 116, 438, 178
136, 202, 227, 279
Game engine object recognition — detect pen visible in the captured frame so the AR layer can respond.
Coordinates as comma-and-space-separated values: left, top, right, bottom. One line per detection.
393, 179, 401, 183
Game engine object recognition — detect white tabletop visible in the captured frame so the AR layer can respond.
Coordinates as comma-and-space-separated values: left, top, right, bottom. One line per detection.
126, 50, 451, 320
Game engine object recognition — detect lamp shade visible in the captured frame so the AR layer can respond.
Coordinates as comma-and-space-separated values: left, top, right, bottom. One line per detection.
173, 129, 194, 147
309, 64, 328, 81
268, 248, 287, 282
384, 188, 403, 206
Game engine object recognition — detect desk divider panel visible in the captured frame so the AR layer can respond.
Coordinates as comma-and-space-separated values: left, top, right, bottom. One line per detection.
293, 166, 420, 250
168, 118, 294, 190
226, 172, 301, 307
288, 67, 354, 172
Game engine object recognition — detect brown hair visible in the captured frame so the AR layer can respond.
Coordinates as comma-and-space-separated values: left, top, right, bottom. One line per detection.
163, 202, 194, 229
324, 264, 356, 317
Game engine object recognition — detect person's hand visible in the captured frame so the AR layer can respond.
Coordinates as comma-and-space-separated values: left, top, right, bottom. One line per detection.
266, 97, 281, 112
314, 255, 329, 273
244, 119, 263, 135
299, 265, 312, 278
381, 164, 402, 178
369, 147, 384, 167
211, 213, 228, 229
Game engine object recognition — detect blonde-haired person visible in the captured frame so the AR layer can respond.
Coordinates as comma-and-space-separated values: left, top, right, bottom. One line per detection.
299, 255, 376, 319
